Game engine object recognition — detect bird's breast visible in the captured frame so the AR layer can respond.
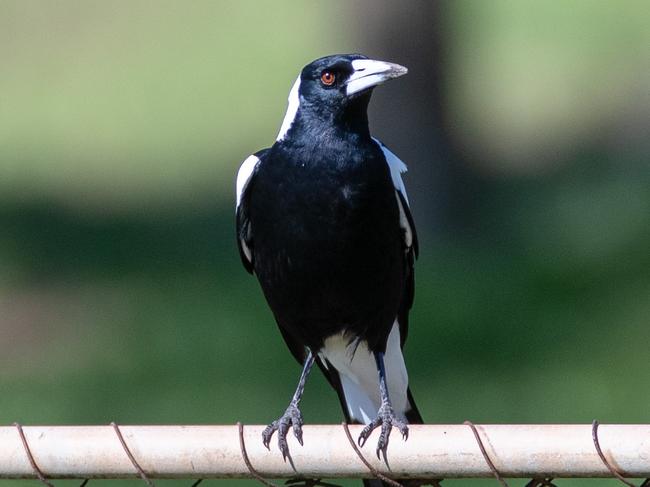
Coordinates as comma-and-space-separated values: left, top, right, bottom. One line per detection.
254, 154, 396, 252
249, 145, 404, 346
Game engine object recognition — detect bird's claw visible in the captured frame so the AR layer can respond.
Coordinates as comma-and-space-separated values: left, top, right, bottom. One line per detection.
357, 404, 409, 461
262, 402, 304, 468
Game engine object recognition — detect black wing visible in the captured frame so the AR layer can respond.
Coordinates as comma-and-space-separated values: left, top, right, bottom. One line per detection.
373, 138, 419, 348
396, 188, 418, 347
235, 149, 269, 274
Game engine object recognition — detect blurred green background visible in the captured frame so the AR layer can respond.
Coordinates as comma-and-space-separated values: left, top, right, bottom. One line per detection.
1, 1, 649, 486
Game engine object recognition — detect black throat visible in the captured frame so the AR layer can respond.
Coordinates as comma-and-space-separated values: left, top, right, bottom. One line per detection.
290, 92, 372, 142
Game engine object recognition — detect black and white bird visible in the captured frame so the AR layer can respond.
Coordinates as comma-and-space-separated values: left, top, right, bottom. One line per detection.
235, 54, 422, 471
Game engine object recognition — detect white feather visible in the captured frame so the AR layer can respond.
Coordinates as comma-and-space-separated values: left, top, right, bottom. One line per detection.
276, 76, 301, 141
320, 322, 408, 423
373, 137, 409, 204
236, 154, 260, 210
373, 138, 413, 249
395, 193, 413, 249
235, 154, 260, 265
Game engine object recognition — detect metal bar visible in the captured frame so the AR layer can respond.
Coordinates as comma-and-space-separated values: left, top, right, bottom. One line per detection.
0, 424, 649, 480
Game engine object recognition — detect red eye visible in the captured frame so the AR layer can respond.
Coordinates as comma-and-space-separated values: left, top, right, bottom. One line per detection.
321, 71, 336, 86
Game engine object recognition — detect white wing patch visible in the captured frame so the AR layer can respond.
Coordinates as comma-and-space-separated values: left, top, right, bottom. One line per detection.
276, 76, 301, 141
373, 138, 413, 249
373, 137, 409, 204
395, 192, 413, 249
236, 153, 261, 265
236, 154, 261, 210
320, 322, 409, 424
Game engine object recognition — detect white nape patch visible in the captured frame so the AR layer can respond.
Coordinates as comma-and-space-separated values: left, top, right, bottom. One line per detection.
236, 154, 260, 210
276, 76, 301, 141
320, 322, 409, 424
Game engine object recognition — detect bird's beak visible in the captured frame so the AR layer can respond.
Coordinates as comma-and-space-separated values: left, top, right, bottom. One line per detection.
345, 59, 408, 97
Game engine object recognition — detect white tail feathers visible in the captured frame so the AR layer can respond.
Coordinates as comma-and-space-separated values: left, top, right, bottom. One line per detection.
319, 322, 409, 424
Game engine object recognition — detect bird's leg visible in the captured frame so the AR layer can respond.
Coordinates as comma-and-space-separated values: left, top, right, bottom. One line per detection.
262, 351, 315, 465
357, 351, 409, 461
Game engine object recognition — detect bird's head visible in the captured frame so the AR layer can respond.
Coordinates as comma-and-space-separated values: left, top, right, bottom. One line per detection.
277, 54, 408, 141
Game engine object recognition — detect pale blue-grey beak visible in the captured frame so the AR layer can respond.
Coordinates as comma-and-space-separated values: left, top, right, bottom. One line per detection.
345, 59, 408, 96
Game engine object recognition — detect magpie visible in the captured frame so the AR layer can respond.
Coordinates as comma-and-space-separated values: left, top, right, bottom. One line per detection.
235, 54, 422, 470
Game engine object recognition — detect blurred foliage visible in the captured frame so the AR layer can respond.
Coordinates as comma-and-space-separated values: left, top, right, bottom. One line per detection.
447, 0, 650, 172
0, 0, 348, 208
1, 2, 649, 487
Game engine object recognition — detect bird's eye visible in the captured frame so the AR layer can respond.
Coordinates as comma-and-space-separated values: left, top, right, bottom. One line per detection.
320, 71, 336, 86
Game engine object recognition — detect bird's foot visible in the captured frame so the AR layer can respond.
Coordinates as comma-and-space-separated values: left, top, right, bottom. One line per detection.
357, 403, 409, 461
262, 401, 304, 467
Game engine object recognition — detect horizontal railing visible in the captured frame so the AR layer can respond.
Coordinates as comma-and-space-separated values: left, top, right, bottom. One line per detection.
2, 423, 649, 486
